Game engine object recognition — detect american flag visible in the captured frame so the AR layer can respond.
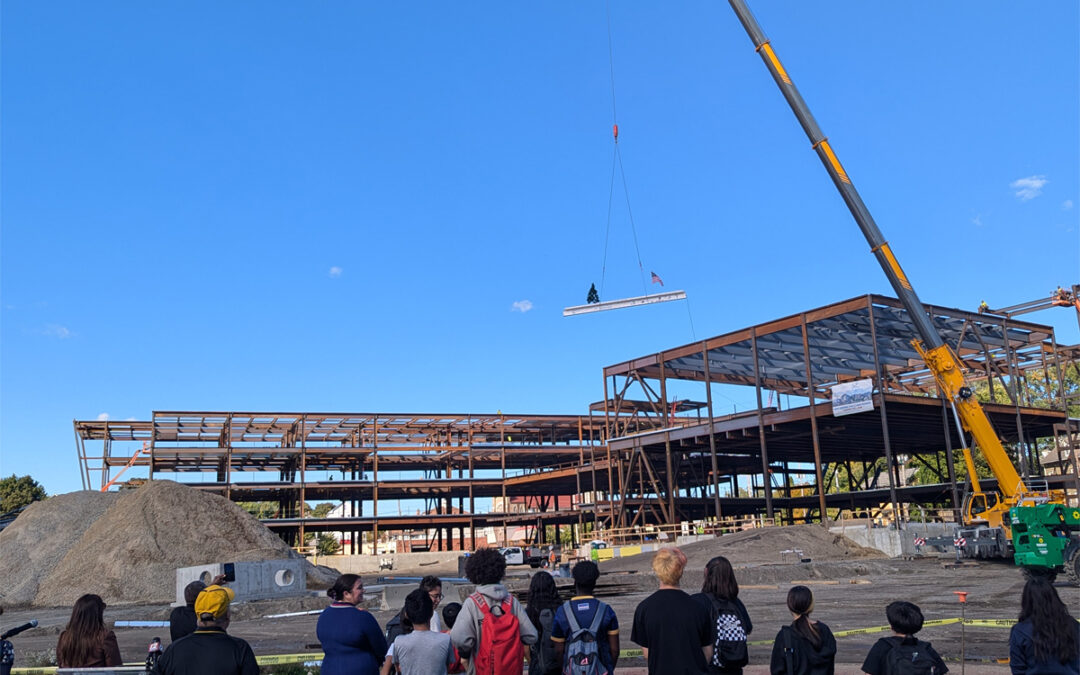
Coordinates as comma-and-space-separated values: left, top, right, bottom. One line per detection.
650, 271, 664, 286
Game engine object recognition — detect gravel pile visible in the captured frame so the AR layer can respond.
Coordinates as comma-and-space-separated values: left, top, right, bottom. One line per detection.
600, 524, 886, 586
0, 490, 118, 606
0, 480, 338, 607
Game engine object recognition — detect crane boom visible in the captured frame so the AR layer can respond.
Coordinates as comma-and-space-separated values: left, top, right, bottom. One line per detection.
727, 0, 1026, 505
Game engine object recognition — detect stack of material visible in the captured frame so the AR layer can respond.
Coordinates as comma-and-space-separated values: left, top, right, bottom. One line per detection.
0, 480, 339, 607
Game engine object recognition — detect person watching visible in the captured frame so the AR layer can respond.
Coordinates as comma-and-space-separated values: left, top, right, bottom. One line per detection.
154, 584, 258, 675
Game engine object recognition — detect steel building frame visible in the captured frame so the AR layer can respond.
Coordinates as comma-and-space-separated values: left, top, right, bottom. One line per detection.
72, 294, 1079, 549
74, 412, 611, 550
600, 294, 1078, 528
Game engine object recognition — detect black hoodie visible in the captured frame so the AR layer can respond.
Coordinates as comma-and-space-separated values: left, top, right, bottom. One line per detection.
769, 622, 837, 675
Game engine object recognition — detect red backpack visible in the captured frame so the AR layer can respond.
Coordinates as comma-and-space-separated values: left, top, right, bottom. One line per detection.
469, 591, 524, 675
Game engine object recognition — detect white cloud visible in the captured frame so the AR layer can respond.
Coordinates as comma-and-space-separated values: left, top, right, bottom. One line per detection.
511, 300, 534, 313
971, 215, 983, 227
126, 417, 137, 421
1010, 175, 1048, 201
1064, 200, 1074, 210
43, 324, 72, 339
328, 266, 343, 278
97, 413, 110, 421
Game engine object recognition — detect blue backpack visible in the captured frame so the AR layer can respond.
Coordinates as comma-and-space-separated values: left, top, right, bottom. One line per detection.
561, 600, 608, 675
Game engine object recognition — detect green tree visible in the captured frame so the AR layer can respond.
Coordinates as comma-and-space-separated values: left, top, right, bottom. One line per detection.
0, 474, 47, 513
316, 533, 340, 556
310, 502, 335, 518
238, 501, 278, 519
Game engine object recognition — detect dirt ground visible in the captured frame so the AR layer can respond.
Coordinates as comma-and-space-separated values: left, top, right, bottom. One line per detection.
6, 556, 1076, 669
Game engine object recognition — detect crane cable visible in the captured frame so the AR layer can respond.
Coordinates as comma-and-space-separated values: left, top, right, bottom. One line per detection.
599, 1, 648, 300
596, 3, 698, 340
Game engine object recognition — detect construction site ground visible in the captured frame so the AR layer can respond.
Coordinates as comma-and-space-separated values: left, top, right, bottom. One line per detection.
6, 549, 1076, 671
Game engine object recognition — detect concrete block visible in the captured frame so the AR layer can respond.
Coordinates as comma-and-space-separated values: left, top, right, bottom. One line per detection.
829, 522, 956, 557
175, 559, 307, 605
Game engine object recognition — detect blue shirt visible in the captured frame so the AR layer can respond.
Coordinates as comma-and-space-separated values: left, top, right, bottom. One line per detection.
551, 596, 619, 673
317, 604, 388, 675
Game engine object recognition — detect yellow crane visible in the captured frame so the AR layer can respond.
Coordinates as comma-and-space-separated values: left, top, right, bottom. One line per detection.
727, 0, 1067, 558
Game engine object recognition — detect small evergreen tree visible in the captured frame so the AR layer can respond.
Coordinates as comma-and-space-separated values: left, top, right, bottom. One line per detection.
0, 474, 47, 513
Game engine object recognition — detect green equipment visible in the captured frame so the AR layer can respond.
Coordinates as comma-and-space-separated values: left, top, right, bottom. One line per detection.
1010, 503, 1080, 583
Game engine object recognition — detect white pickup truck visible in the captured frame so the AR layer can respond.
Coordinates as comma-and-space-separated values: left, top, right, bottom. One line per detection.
499, 546, 550, 568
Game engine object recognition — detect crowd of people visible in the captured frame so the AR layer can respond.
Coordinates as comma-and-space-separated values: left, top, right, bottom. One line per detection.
50, 545, 1079, 675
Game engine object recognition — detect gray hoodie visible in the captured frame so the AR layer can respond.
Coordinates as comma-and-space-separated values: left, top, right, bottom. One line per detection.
450, 583, 538, 675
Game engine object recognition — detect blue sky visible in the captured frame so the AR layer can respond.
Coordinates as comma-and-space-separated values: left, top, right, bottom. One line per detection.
2, 2, 1078, 497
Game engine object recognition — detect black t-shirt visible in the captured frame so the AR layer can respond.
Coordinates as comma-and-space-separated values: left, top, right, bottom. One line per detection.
168, 605, 198, 643
861, 636, 948, 675
155, 627, 259, 675
631, 588, 714, 675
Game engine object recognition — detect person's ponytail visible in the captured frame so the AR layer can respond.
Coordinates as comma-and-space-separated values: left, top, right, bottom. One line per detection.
787, 585, 822, 648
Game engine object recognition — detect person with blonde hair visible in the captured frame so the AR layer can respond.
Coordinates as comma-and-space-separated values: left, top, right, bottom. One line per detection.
631, 547, 714, 674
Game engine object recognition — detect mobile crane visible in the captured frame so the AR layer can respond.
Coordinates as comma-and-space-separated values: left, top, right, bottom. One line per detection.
726, 1, 1074, 569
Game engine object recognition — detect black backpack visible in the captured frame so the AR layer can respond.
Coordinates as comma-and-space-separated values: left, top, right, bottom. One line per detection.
882, 637, 936, 675
529, 607, 559, 675
385, 610, 412, 648
710, 596, 749, 670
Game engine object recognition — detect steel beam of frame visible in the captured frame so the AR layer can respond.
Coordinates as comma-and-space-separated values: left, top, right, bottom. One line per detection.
563, 291, 687, 317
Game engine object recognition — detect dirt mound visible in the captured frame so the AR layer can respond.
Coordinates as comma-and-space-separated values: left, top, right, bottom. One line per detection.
600, 524, 886, 586
0, 490, 118, 606
1, 481, 338, 607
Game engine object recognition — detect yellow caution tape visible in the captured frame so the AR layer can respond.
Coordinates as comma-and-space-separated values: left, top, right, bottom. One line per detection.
963, 618, 1017, 628
255, 652, 323, 665
923, 618, 962, 627
11, 668, 57, 675
619, 647, 644, 658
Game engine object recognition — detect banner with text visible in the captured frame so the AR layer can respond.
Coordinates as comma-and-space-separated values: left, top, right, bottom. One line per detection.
831, 379, 874, 416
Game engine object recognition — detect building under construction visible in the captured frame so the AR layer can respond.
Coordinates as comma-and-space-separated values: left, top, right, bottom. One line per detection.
74, 294, 1079, 550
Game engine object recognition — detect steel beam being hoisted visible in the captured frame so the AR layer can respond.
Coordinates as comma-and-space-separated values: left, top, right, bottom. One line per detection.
563, 290, 687, 317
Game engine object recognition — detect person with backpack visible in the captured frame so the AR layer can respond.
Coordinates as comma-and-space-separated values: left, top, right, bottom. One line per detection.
1009, 576, 1080, 675
630, 547, 714, 675
385, 576, 445, 673
692, 556, 752, 675
383, 590, 456, 675
859, 600, 946, 675
450, 547, 538, 675
769, 586, 836, 675
551, 561, 619, 675
525, 571, 562, 675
